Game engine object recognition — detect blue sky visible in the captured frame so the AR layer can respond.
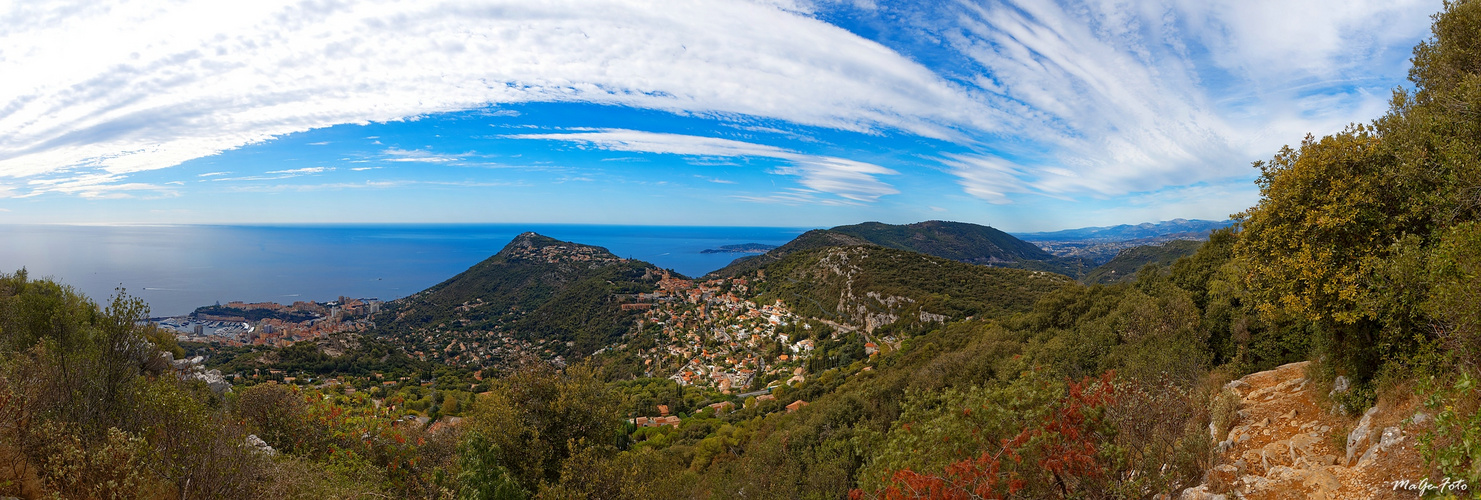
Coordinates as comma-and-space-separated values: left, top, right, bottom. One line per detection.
0, 0, 1440, 231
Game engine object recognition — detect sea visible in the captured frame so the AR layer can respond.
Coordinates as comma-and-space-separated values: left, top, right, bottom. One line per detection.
0, 224, 809, 317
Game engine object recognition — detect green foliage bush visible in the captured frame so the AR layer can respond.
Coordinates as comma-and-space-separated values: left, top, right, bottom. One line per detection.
1418, 372, 1481, 488
0, 271, 272, 498
461, 362, 623, 493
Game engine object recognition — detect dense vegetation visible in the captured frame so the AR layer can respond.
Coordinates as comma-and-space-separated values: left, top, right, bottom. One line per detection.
750, 245, 1073, 335
828, 221, 1053, 264
2, 2, 1480, 498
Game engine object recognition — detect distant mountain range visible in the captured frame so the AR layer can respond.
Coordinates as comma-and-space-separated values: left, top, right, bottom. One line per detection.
1009, 219, 1232, 265
1012, 218, 1233, 242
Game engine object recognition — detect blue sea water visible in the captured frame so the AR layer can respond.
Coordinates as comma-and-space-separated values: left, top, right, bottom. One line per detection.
0, 224, 808, 317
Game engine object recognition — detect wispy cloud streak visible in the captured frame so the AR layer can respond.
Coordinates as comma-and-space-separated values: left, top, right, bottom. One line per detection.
508, 129, 899, 202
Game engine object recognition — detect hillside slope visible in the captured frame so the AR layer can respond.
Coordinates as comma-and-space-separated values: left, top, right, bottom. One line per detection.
1082, 239, 1203, 285
829, 220, 1052, 264
750, 245, 1072, 335
706, 229, 872, 278
373, 232, 662, 360
709, 220, 1086, 278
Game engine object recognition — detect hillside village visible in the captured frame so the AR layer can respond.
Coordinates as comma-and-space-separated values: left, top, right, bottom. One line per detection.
624, 272, 849, 393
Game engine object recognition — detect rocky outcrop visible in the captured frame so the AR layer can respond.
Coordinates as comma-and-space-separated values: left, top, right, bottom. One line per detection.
244, 434, 277, 456
165, 352, 231, 394
1187, 361, 1435, 499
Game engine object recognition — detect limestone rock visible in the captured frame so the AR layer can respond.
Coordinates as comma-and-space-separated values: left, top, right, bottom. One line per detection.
245, 434, 277, 456
1302, 466, 1342, 498
1357, 426, 1405, 468
1178, 485, 1227, 500
1330, 375, 1350, 395
1345, 406, 1380, 464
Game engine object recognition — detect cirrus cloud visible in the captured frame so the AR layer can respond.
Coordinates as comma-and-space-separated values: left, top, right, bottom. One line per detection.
506, 129, 900, 203
0, 0, 987, 182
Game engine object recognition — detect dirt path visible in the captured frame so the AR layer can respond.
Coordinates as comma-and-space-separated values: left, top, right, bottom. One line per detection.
1181, 361, 1437, 499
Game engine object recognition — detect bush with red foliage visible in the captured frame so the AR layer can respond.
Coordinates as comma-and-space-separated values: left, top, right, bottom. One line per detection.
854, 371, 1120, 499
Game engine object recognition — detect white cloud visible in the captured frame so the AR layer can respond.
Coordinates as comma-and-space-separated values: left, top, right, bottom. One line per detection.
509, 129, 898, 202
21, 173, 179, 199
938, 153, 1029, 204
731, 188, 864, 207
1172, 0, 1434, 81
210, 166, 333, 182
380, 148, 466, 163
265, 167, 332, 175
227, 179, 522, 192
903, 0, 1435, 202
510, 130, 794, 158
0, 0, 985, 184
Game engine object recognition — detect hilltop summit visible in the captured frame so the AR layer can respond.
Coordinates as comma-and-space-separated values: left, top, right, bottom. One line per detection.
372, 232, 661, 361
498, 232, 625, 266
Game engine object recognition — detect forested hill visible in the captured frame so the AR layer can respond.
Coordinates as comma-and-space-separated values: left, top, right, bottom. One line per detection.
1082, 239, 1204, 285
748, 245, 1073, 335
371, 232, 663, 358
708, 220, 1086, 278
830, 220, 1052, 263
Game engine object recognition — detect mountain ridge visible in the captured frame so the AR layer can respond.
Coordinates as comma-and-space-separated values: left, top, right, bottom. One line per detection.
706, 220, 1084, 278
1012, 218, 1233, 242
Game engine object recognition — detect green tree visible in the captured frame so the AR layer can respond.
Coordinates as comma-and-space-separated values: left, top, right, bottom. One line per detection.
462, 362, 622, 492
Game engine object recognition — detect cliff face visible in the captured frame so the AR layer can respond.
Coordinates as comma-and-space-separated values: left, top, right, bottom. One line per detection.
1182, 362, 1436, 500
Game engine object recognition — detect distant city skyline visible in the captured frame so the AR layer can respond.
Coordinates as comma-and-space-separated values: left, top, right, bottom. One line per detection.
0, 0, 1440, 232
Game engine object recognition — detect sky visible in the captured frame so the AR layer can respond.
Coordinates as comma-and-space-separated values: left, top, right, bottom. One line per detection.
0, 0, 1441, 232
